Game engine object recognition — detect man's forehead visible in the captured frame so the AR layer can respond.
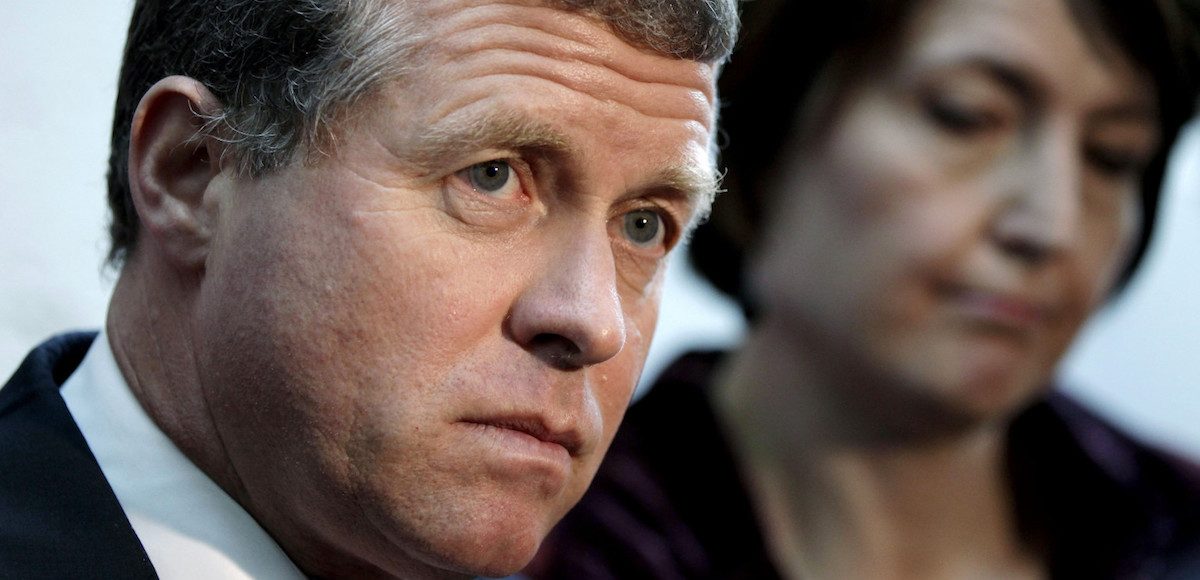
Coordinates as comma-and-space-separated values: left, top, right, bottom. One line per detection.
412, 0, 735, 62
409, 0, 719, 95
413, 0, 613, 36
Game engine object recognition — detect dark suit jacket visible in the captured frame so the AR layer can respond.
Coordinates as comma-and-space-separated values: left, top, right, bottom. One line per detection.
0, 332, 156, 578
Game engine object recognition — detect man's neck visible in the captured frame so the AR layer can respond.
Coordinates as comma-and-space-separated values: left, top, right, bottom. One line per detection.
107, 256, 246, 506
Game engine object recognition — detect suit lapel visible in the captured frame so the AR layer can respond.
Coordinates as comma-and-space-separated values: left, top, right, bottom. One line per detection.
0, 332, 157, 578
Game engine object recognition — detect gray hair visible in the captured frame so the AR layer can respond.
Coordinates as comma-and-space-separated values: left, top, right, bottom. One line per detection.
105, 0, 739, 265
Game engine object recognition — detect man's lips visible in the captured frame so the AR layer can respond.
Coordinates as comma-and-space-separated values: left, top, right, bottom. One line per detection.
459, 415, 585, 457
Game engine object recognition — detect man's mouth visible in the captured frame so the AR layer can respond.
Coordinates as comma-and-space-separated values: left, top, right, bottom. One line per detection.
460, 415, 585, 457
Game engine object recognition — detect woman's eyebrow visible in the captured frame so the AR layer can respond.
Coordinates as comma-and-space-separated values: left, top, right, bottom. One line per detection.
928, 55, 1158, 123
941, 56, 1039, 105
978, 57, 1157, 123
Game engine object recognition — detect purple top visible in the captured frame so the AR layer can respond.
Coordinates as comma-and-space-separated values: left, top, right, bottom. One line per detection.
529, 351, 1200, 579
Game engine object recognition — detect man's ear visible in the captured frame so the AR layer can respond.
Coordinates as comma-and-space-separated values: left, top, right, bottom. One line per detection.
128, 75, 227, 270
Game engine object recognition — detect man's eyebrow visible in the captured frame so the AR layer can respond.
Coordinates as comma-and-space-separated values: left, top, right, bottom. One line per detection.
648, 163, 720, 229
405, 110, 574, 170
405, 108, 719, 224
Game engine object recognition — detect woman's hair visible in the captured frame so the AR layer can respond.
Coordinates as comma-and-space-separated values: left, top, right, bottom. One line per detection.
694, 0, 1200, 316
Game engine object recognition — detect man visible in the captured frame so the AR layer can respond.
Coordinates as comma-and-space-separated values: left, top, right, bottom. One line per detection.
0, 0, 737, 577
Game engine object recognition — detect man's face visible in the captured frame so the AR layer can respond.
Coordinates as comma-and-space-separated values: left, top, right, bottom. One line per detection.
190, 2, 716, 577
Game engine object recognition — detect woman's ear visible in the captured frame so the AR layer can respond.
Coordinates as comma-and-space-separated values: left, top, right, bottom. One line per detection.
127, 75, 227, 270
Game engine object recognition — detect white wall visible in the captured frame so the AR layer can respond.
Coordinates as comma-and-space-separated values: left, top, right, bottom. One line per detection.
1058, 121, 1200, 458
4, 1, 1200, 460
0, 2, 131, 376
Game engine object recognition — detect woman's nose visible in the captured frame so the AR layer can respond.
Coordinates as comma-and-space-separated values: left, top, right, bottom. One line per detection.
991, 123, 1084, 265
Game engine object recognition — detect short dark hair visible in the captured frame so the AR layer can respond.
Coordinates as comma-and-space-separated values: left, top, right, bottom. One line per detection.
693, 0, 1200, 315
106, 0, 740, 266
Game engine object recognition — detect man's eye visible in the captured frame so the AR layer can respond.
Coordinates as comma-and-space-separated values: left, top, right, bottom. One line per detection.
622, 209, 665, 248
463, 160, 518, 197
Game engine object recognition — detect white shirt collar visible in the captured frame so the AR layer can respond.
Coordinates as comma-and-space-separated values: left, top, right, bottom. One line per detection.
60, 330, 306, 579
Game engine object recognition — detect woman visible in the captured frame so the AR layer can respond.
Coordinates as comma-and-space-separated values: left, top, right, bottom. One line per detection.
529, 0, 1200, 577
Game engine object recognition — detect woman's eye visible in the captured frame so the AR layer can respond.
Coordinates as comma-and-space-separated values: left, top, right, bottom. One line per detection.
925, 96, 1001, 135
1085, 145, 1148, 179
462, 160, 520, 198
622, 209, 666, 248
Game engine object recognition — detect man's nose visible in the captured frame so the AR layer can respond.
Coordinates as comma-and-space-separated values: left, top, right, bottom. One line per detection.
506, 227, 627, 371
991, 125, 1083, 265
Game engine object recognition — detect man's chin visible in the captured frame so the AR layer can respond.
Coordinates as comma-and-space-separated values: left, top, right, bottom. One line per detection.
357, 490, 558, 579
410, 522, 545, 579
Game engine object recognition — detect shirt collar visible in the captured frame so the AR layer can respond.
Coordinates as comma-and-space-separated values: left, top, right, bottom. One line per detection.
60, 330, 306, 579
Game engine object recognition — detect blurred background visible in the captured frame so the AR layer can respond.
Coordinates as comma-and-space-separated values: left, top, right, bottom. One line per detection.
5, 2, 1200, 456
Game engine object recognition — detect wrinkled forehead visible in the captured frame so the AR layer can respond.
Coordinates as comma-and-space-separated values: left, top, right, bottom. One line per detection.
408, 0, 715, 97
412, 0, 735, 62
407, 1, 719, 142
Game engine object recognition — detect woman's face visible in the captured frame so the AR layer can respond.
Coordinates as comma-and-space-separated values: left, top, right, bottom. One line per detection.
752, 0, 1159, 420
